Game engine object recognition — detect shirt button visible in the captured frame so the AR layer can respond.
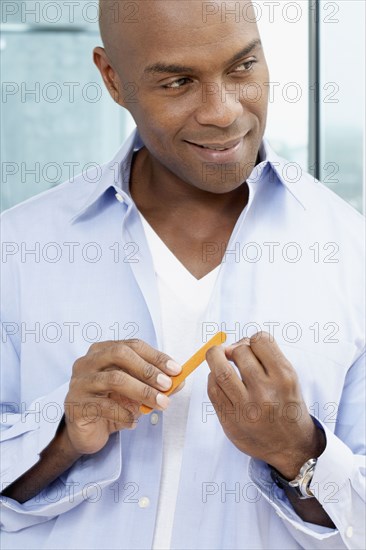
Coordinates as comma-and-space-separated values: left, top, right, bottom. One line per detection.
138, 496, 150, 508
150, 413, 159, 425
345, 526, 353, 538
115, 193, 124, 203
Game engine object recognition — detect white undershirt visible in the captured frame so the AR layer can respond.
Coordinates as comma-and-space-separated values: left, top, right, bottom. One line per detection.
138, 213, 220, 550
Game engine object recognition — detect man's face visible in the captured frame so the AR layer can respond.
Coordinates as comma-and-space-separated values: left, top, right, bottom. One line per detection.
99, 0, 269, 193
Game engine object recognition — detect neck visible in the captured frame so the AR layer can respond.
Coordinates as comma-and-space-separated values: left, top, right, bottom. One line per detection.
130, 147, 250, 219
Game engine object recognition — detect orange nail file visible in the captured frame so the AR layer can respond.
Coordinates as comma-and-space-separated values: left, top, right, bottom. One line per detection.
140, 331, 227, 414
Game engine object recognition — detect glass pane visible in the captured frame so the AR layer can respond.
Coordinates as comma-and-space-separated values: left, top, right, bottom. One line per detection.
319, 0, 365, 212
1, 0, 99, 29
257, 1, 309, 170
1, 31, 133, 211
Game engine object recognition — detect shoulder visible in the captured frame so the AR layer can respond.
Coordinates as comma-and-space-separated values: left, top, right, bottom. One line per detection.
0, 171, 98, 238
269, 149, 364, 243
0, 131, 138, 237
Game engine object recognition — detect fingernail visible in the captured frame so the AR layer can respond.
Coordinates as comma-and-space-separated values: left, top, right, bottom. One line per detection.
156, 393, 170, 409
225, 343, 240, 350
157, 373, 172, 390
166, 360, 182, 374
226, 340, 250, 350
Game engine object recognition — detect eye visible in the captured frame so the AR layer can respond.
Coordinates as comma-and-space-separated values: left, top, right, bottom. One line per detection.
163, 77, 192, 89
232, 60, 257, 73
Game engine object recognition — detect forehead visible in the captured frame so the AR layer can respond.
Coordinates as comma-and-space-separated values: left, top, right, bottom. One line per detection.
107, 0, 259, 73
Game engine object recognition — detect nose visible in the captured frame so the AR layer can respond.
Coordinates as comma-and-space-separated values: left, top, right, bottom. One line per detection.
194, 82, 244, 127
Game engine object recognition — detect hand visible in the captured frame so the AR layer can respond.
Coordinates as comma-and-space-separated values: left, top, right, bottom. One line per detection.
64, 339, 182, 456
206, 332, 325, 479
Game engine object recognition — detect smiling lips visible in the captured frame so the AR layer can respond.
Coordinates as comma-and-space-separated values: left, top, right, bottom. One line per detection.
186, 138, 242, 151
185, 137, 244, 162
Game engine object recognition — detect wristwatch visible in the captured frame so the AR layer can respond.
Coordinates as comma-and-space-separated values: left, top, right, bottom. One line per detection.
270, 458, 317, 499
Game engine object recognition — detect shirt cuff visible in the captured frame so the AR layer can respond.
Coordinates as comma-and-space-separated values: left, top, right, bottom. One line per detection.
1, 431, 121, 531
309, 420, 361, 546
249, 414, 365, 548
1, 382, 71, 484
248, 458, 339, 541
1, 383, 122, 531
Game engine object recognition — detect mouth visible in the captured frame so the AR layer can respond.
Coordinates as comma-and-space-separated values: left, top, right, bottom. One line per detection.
184, 137, 245, 163
185, 138, 242, 151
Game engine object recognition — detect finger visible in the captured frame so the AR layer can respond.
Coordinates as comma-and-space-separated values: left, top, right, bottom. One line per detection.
108, 392, 141, 416
103, 345, 176, 392
66, 397, 139, 431
207, 372, 233, 408
249, 332, 295, 378
224, 337, 250, 357
208, 373, 243, 426
86, 341, 118, 355
80, 344, 178, 393
73, 370, 171, 411
99, 397, 141, 430
205, 345, 244, 404
81, 340, 182, 376
123, 339, 182, 375
92, 397, 141, 430
229, 343, 267, 386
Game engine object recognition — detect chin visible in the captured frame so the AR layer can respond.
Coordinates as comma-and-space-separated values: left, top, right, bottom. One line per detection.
194, 179, 246, 194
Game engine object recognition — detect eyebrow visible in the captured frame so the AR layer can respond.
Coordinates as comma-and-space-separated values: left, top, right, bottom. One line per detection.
143, 38, 262, 76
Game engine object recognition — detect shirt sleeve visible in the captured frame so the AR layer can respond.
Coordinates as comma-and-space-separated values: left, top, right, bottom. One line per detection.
248, 349, 366, 550
0, 327, 122, 532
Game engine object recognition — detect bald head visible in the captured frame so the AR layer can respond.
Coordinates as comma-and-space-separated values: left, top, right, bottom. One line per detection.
98, 0, 129, 66
98, 0, 258, 71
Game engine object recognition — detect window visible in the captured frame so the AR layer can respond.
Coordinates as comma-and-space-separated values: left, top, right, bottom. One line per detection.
1, 0, 134, 211
319, 0, 365, 212
1, 1, 364, 212
257, 0, 309, 171
258, 0, 364, 213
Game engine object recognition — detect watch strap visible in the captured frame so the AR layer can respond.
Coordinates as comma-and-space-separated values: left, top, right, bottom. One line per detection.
270, 458, 317, 499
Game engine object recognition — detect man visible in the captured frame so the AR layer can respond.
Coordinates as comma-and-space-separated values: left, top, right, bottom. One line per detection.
0, 1, 364, 549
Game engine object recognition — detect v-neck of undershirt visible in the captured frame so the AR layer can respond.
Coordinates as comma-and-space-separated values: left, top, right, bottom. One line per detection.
138, 211, 221, 292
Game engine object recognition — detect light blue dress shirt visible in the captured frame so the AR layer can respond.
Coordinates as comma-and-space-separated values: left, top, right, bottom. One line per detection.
1, 129, 365, 549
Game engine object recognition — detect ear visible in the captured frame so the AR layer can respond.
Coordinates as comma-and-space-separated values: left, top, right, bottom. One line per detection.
93, 47, 125, 107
